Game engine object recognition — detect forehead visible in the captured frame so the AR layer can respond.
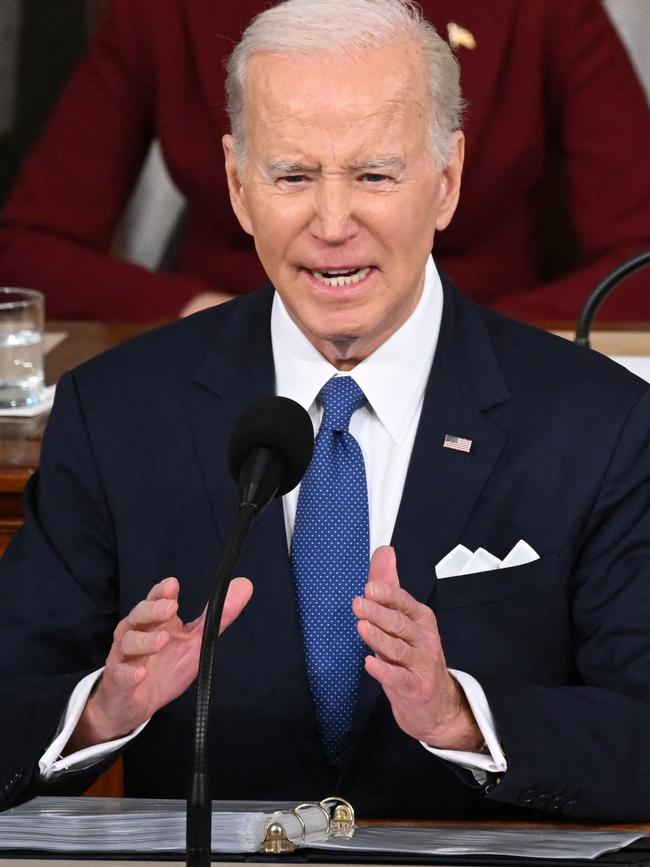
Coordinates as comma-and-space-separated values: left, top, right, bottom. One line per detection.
243, 43, 430, 163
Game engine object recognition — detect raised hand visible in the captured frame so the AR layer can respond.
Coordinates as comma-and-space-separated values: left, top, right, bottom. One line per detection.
352, 546, 482, 751
68, 575, 253, 750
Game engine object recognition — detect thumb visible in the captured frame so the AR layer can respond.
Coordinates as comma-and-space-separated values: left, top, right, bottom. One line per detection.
219, 576, 254, 634
368, 545, 399, 586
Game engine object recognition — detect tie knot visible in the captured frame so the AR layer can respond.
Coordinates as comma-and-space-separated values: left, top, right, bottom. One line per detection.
319, 376, 366, 432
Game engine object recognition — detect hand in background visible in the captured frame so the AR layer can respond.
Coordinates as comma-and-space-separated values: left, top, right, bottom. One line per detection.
67, 575, 253, 750
178, 290, 236, 317
353, 546, 483, 752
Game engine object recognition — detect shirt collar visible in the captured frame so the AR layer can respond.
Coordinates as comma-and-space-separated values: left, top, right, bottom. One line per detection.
272, 255, 443, 444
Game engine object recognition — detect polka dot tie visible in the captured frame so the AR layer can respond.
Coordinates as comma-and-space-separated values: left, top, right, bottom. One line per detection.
291, 376, 369, 767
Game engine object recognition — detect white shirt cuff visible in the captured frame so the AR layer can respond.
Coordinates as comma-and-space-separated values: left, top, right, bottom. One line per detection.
420, 668, 507, 785
38, 668, 149, 779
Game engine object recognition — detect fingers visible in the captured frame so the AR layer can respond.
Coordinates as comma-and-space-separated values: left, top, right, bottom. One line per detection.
102, 660, 148, 690
146, 575, 180, 601
368, 546, 398, 585
364, 653, 421, 693
112, 573, 252, 663
111, 577, 180, 656
219, 577, 254, 634
353, 579, 436, 645
353, 563, 443, 672
120, 628, 171, 657
357, 613, 440, 668
127, 597, 178, 629
356, 582, 431, 625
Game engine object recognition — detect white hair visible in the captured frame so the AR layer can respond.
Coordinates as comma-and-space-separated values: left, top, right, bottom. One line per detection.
225, 0, 464, 171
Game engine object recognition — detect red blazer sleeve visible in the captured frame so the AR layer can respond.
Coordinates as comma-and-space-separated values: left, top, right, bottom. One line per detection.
0, 2, 214, 321
493, 0, 650, 321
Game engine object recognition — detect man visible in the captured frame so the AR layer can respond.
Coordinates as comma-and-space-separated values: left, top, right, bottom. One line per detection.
1, 0, 650, 821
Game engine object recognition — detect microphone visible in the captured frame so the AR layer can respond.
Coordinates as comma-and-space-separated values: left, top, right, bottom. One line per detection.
187, 396, 313, 867
229, 395, 315, 510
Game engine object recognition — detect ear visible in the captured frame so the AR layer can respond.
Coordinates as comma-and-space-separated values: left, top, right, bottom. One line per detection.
223, 134, 254, 236
434, 131, 464, 232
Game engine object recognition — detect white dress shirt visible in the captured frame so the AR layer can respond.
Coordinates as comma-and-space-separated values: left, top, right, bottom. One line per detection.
40, 257, 506, 783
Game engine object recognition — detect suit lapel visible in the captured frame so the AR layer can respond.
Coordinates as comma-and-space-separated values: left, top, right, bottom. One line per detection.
393, 278, 511, 601
341, 274, 511, 776
190, 287, 333, 790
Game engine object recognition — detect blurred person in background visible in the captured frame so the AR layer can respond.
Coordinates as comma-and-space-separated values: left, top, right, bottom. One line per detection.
0, 0, 648, 323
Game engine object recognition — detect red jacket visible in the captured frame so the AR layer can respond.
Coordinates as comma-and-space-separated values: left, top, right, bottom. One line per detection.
0, 0, 648, 322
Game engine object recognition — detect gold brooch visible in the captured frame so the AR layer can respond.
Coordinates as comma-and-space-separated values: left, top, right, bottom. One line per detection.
447, 22, 476, 50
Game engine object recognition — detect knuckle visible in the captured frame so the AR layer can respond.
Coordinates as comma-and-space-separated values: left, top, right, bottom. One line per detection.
128, 600, 151, 627
393, 611, 408, 636
122, 632, 142, 656
393, 637, 408, 661
417, 604, 436, 628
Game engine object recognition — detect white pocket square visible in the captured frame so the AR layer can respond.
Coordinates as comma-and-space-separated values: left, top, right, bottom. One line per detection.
435, 539, 539, 578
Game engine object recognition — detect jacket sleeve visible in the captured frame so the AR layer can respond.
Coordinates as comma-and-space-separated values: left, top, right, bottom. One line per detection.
481, 389, 650, 821
492, 0, 650, 322
0, 2, 214, 321
0, 372, 120, 809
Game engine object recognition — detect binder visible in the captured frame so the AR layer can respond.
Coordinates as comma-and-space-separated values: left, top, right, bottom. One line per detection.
0, 795, 648, 865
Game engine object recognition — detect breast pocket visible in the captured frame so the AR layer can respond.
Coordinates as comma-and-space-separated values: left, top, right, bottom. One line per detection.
433, 552, 560, 610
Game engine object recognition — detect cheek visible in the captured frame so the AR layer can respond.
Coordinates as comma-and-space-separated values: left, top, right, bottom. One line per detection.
362, 189, 439, 247
252, 204, 311, 263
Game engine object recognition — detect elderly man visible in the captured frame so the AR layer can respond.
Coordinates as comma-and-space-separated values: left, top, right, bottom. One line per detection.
1, 0, 650, 821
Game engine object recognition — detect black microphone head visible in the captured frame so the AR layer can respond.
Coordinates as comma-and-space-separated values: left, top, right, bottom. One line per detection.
228, 396, 314, 497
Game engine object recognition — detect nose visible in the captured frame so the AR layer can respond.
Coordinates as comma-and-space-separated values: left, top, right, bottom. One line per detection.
309, 178, 359, 245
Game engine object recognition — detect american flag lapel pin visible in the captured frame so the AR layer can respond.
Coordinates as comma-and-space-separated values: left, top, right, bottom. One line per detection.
444, 434, 473, 454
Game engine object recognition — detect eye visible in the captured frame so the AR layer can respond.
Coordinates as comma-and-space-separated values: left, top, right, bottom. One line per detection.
280, 174, 308, 185
360, 173, 391, 184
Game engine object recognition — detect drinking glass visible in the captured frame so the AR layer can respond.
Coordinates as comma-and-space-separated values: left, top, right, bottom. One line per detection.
0, 288, 45, 409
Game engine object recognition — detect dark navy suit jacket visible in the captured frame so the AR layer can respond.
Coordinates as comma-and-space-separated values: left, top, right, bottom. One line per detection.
2, 273, 650, 819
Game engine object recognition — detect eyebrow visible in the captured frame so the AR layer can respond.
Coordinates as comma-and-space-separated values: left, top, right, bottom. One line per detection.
267, 161, 316, 175
355, 156, 406, 173
266, 156, 406, 175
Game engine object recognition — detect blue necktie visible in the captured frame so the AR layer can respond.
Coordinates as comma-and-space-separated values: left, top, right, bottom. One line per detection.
291, 376, 369, 767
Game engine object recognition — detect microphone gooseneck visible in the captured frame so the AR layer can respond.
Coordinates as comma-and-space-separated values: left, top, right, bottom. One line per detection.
574, 249, 650, 349
187, 396, 313, 867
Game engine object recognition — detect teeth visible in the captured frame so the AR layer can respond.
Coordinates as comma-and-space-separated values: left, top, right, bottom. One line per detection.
312, 267, 371, 287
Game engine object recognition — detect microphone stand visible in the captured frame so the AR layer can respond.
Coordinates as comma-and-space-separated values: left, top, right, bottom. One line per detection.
186, 444, 289, 867
186, 502, 256, 867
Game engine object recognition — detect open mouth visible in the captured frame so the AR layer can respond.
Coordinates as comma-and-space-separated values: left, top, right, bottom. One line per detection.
308, 267, 372, 287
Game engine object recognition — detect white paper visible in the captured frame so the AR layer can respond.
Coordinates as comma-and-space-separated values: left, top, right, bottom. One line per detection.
318, 824, 647, 861
612, 356, 650, 384
0, 797, 644, 860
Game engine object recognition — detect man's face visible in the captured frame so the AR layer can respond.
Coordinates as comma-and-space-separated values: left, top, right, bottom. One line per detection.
224, 42, 464, 369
